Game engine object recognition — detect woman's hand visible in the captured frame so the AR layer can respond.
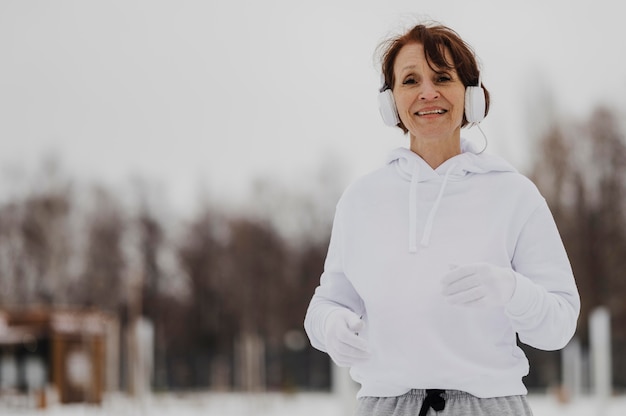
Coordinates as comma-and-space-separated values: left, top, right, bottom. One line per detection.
441, 263, 516, 308
323, 308, 371, 367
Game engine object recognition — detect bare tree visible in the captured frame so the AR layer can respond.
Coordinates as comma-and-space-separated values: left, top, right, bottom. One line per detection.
531, 106, 626, 388
76, 186, 127, 311
0, 175, 73, 306
176, 208, 234, 388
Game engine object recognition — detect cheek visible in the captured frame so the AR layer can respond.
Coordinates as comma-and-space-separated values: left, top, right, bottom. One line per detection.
453, 92, 467, 118
394, 93, 413, 116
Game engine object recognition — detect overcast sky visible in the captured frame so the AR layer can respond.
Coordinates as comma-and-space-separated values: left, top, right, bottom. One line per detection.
1, 0, 625, 216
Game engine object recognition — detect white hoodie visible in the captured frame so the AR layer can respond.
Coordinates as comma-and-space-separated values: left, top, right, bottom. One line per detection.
304, 141, 580, 399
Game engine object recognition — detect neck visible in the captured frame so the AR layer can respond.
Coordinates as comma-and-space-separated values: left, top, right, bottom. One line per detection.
410, 135, 461, 169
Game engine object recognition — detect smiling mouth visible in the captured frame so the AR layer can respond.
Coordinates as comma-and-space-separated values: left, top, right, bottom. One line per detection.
416, 109, 447, 116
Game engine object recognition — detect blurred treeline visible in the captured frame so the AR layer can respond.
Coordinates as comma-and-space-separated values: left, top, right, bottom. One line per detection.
1, 105, 626, 393
527, 106, 626, 391
0, 159, 341, 392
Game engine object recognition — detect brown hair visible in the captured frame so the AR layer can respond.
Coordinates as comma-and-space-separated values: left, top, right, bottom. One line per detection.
377, 23, 490, 131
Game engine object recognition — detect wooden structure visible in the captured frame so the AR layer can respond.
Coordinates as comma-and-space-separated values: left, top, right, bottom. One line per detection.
0, 308, 118, 405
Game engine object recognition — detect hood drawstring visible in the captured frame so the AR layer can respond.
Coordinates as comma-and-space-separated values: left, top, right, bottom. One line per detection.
409, 164, 419, 253
408, 162, 457, 253
419, 389, 446, 416
421, 163, 457, 247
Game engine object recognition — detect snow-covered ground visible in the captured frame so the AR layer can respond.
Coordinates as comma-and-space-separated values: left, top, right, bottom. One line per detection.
1, 392, 626, 416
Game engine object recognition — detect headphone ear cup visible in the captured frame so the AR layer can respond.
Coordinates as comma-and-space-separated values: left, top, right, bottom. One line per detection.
378, 89, 400, 127
464, 86, 486, 124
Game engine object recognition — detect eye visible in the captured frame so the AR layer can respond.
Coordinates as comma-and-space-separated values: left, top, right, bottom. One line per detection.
436, 74, 452, 83
402, 77, 417, 85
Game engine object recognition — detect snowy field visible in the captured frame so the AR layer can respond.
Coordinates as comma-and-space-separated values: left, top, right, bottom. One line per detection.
1, 392, 626, 416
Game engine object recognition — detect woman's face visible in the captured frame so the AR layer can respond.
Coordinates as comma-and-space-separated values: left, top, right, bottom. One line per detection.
392, 43, 466, 144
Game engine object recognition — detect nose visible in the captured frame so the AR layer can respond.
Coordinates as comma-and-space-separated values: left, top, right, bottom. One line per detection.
419, 79, 440, 100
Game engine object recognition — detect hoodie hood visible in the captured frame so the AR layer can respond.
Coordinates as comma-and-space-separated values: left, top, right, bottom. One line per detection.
387, 138, 517, 181
386, 138, 517, 253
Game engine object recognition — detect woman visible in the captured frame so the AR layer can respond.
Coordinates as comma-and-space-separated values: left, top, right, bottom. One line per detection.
304, 22, 580, 416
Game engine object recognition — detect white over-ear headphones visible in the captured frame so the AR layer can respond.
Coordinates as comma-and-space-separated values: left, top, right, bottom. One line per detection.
377, 86, 400, 127
464, 72, 486, 126
377, 74, 486, 127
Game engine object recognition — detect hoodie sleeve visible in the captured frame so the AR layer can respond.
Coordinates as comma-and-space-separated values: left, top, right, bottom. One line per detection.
303, 199, 365, 353
506, 200, 581, 350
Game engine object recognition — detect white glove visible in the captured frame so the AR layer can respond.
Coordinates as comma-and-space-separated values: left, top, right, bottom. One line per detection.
323, 308, 370, 367
441, 263, 516, 308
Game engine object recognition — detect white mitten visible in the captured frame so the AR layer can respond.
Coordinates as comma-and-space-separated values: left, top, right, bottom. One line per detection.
323, 308, 371, 367
442, 263, 516, 308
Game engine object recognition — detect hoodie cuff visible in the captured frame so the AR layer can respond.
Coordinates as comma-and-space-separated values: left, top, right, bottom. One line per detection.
505, 272, 538, 317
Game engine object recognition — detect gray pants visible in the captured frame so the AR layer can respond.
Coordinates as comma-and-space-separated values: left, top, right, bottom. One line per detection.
355, 389, 533, 416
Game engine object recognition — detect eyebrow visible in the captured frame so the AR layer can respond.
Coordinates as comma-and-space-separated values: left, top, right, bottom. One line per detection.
401, 65, 454, 76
